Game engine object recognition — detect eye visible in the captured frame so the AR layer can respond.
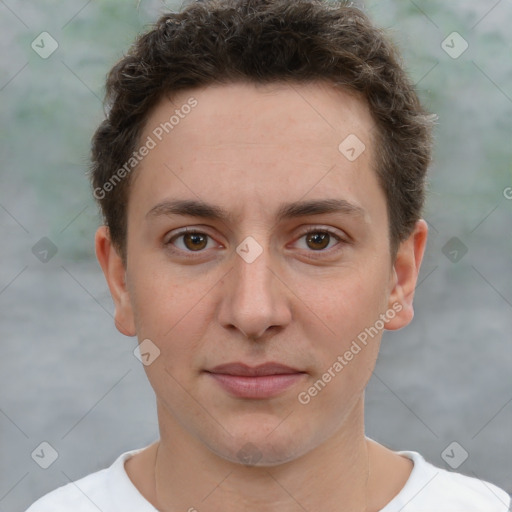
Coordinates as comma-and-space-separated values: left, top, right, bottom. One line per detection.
164, 226, 347, 258
295, 228, 345, 252
165, 228, 218, 253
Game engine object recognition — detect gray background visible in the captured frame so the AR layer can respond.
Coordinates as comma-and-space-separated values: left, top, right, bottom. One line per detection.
1, 0, 511, 510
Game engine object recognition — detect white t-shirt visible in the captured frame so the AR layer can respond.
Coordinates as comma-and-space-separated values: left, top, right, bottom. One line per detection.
26, 445, 511, 512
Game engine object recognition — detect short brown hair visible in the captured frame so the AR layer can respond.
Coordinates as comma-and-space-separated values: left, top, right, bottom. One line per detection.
90, 0, 435, 264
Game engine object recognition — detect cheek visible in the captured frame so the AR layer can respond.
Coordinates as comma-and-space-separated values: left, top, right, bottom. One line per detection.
132, 278, 212, 399
307, 264, 390, 337
297, 275, 386, 414
296, 263, 390, 397
127, 263, 211, 359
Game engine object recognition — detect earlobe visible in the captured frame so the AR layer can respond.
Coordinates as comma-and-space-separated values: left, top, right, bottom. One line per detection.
95, 226, 136, 337
385, 219, 428, 331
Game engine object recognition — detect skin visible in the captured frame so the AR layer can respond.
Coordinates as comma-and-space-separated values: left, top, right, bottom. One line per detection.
96, 81, 428, 511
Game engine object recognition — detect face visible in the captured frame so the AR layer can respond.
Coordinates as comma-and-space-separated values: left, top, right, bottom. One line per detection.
96, 81, 426, 466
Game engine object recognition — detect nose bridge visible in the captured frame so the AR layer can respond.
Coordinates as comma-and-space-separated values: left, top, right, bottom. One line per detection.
235, 236, 276, 309
236, 240, 273, 300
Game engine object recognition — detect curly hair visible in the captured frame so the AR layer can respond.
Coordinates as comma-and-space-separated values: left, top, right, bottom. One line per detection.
90, 0, 435, 264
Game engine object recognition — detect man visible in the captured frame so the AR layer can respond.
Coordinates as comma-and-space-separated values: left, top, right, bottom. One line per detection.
26, 0, 511, 510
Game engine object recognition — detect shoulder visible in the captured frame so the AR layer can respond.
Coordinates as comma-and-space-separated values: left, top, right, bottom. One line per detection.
385, 450, 511, 512
25, 448, 148, 512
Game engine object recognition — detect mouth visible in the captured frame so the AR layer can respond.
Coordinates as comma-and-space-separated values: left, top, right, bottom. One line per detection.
204, 362, 307, 399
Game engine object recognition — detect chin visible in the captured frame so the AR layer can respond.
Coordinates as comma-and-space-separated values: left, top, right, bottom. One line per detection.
207, 417, 317, 467
218, 441, 306, 467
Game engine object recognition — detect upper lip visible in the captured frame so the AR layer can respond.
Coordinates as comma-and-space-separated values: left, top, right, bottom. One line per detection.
206, 362, 304, 376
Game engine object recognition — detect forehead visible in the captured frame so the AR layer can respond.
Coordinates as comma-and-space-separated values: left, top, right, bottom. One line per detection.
129, 80, 381, 223
150, 80, 374, 149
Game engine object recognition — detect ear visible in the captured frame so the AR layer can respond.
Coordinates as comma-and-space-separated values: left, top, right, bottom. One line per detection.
95, 226, 136, 337
385, 219, 428, 330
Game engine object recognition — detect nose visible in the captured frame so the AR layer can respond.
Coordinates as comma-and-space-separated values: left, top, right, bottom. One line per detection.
217, 240, 292, 341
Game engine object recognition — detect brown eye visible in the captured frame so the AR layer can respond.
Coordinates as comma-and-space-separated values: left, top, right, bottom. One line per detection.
181, 232, 208, 251
305, 231, 331, 250
293, 227, 345, 255
166, 230, 215, 253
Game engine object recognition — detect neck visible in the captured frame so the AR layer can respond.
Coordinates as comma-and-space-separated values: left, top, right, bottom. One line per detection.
152, 396, 371, 512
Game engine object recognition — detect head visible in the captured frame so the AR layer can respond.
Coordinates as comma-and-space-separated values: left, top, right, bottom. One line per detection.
93, 0, 433, 466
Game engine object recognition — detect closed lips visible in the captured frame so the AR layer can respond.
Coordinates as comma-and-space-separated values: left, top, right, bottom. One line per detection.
206, 362, 305, 376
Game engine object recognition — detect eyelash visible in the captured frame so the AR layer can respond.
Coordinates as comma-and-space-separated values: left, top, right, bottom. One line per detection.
164, 226, 347, 258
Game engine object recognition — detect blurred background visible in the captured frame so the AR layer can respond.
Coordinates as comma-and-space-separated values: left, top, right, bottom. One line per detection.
1, 0, 511, 510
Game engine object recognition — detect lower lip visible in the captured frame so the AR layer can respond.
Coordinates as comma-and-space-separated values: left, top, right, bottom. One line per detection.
206, 372, 306, 399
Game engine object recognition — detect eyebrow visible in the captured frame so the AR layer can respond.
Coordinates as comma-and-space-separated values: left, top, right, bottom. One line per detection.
146, 198, 367, 224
